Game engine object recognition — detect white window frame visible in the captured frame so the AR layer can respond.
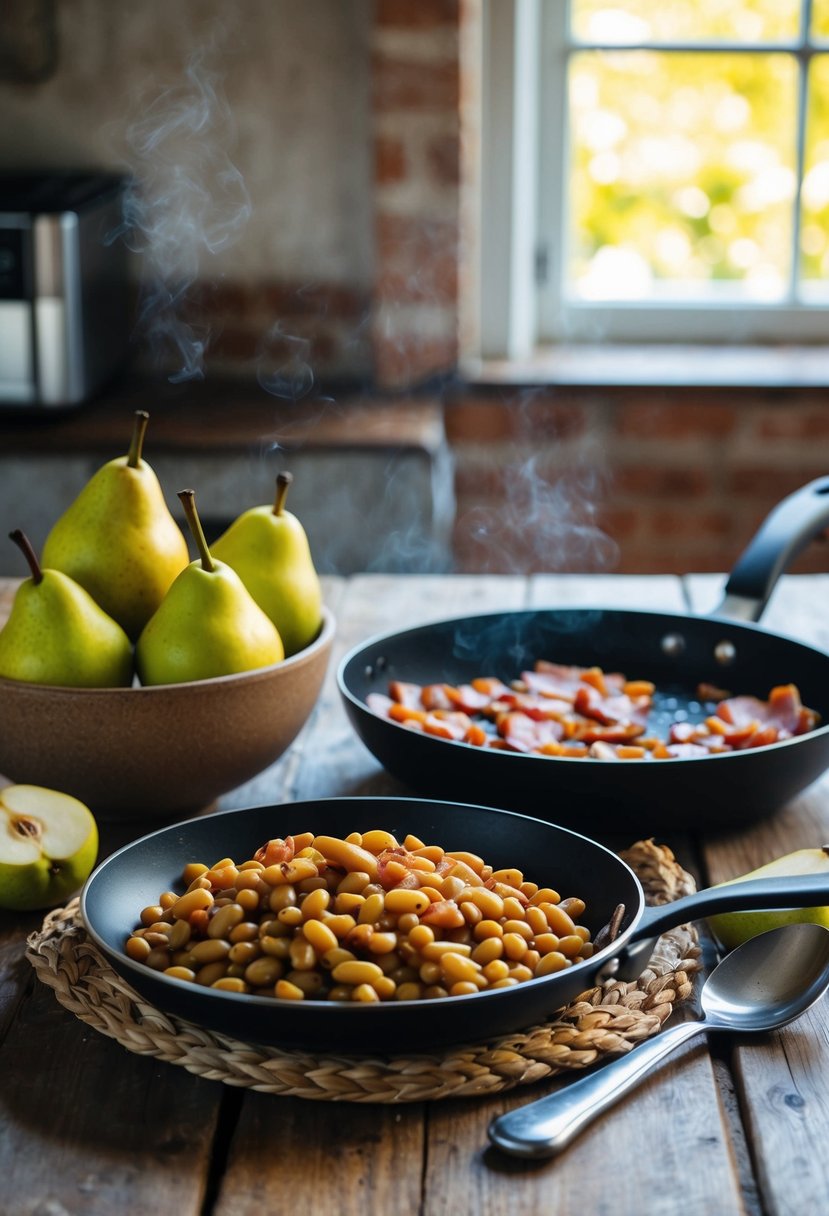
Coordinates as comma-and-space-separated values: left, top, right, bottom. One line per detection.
479, 0, 829, 358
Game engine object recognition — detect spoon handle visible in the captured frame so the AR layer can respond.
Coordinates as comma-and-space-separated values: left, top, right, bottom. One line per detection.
488, 1019, 706, 1159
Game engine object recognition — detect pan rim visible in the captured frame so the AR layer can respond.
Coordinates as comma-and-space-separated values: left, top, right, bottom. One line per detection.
337, 607, 829, 767
79, 795, 645, 1016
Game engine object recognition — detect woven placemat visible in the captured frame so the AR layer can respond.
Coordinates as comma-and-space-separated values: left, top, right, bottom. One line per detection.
26, 838, 702, 1104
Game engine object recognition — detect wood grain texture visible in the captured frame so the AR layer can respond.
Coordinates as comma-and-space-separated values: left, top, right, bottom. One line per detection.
2, 572, 828, 1214
212, 1094, 425, 1216
686, 572, 829, 1216
0, 970, 222, 1215
424, 1047, 745, 1216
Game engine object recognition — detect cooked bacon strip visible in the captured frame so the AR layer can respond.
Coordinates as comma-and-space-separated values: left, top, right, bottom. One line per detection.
368, 664, 818, 762
471, 676, 512, 698
420, 683, 455, 711
572, 685, 650, 729
716, 684, 805, 736
444, 683, 494, 713
497, 712, 565, 753
388, 681, 424, 709
492, 691, 573, 721
423, 711, 472, 741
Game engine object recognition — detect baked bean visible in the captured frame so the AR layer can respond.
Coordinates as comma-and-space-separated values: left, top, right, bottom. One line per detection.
126, 828, 594, 1005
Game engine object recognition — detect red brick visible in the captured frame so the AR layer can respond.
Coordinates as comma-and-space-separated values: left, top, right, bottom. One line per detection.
375, 135, 407, 184
376, 258, 458, 307
427, 133, 461, 185
752, 407, 829, 441
596, 507, 642, 541
372, 55, 460, 111
260, 281, 369, 319
644, 507, 734, 539
726, 467, 829, 498
376, 213, 459, 264
445, 400, 514, 443
376, 0, 460, 28
523, 398, 590, 442
615, 466, 711, 498
614, 400, 738, 439
373, 332, 457, 389
453, 462, 509, 497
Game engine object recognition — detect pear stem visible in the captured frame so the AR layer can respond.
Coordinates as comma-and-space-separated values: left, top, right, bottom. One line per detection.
178, 489, 215, 573
273, 471, 293, 516
127, 410, 150, 468
9, 530, 43, 585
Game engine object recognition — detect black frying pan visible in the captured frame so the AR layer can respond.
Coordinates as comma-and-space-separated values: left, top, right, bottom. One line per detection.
338, 479, 829, 833
80, 798, 829, 1053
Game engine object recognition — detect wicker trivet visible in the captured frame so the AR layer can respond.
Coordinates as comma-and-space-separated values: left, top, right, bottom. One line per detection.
26, 838, 702, 1104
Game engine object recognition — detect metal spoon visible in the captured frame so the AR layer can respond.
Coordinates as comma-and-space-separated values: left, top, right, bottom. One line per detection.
488, 921, 829, 1160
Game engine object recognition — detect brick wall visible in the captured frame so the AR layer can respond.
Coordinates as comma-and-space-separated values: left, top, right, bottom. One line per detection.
445, 388, 829, 576
369, 0, 467, 388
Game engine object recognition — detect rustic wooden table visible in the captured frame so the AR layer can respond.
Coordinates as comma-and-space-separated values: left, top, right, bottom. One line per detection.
1, 571, 828, 1216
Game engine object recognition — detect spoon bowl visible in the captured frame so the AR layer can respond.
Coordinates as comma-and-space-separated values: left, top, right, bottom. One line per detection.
489, 922, 829, 1159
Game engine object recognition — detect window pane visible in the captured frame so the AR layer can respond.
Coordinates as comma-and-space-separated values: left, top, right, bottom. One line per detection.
566, 51, 798, 301
571, 1, 801, 44
812, 0, 829, 40
801, 55, 829, 297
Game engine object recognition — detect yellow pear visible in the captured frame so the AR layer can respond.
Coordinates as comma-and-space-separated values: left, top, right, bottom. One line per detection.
136, 489, 284, 685
708, 846, 829, 951
212, 472, 323, 656
0, 531, 133, 688
42, 410, 190, 640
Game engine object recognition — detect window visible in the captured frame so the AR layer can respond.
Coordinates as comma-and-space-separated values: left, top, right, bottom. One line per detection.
480, 0, 829, 357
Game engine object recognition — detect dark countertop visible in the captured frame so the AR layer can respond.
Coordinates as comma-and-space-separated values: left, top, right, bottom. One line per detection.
0, 376, 447, 455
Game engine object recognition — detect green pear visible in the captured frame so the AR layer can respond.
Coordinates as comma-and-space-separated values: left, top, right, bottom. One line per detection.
0, 783, 98, 912
708, 846, 829, 951
42, 410, 190, 640
0, 531, 133, 688
136, 489, 285, 685
212, 471, 323, 656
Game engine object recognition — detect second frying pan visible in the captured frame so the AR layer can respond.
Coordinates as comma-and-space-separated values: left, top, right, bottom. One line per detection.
339, 479, 829, 832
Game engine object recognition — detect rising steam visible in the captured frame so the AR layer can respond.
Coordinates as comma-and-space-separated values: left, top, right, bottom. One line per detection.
110, 45, 251, 382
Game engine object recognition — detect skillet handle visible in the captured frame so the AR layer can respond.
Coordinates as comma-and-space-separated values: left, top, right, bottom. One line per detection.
610, 872, 829, 982
716, 476, 829, 622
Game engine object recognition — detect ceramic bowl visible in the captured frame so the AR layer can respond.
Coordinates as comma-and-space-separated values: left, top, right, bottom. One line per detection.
0, 607, 335, 822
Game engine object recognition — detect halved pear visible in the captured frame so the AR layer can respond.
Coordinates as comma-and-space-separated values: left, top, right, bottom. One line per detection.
707, 846, 829, 951
0, 784, 98, 912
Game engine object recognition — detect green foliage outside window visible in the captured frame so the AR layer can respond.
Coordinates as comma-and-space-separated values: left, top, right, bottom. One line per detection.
565, 2, 829, 300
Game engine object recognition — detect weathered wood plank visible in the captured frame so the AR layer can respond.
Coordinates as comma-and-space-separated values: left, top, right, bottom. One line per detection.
212, 1094, 424, 1216
733, 1004, 829, 1216
0, 970, 222, 1215
424, 1046, 745, 1216
686, 573, 829, 1216
530, 573, 688, 610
